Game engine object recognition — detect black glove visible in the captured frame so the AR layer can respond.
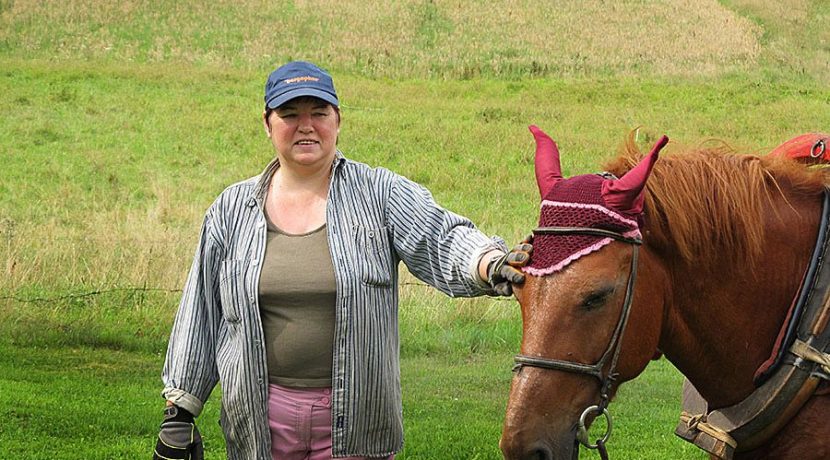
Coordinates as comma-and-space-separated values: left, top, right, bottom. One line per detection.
153, 405, 203, 460
486, 240, 533, 296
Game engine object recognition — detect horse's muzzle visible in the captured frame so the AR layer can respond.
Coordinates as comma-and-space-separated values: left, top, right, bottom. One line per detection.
500, 442, 553, 460
500, 438, 578, 460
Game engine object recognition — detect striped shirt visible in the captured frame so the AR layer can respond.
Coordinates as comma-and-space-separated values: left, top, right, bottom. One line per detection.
161, 151, 506, 459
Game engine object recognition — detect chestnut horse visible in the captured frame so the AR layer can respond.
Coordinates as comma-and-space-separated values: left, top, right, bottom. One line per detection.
500, 126, 830, 460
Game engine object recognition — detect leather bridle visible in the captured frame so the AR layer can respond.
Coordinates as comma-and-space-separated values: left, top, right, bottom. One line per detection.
512, 226, 642, 457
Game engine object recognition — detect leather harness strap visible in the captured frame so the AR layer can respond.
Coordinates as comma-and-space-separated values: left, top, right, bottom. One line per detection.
675, 189, 830, 459
792, 339, 830, 377
678, 411, 737, 456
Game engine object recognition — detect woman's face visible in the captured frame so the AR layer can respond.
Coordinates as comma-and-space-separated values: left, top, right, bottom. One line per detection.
264, 96, 340, 171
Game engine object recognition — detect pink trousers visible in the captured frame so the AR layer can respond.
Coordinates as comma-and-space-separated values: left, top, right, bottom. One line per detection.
267, 383, 395, 460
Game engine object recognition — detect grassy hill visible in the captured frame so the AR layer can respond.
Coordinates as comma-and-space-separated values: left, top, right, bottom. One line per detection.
1, 0, 827, 80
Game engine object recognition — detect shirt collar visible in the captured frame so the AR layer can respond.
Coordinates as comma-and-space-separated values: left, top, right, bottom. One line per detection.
247, 150, 345, 209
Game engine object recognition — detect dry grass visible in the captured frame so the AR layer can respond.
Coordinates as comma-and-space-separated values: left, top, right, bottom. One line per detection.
724, 0, 830, 79
729, 0, 813, 22
0, 211, 192, 294
1, 0, 764, 78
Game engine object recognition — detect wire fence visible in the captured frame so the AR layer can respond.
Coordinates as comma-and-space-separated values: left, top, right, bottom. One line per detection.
0, 280, 521, 304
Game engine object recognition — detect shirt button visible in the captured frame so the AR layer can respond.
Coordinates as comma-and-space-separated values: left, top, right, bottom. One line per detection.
321, 397, 330, 406
251, 258, 259, 265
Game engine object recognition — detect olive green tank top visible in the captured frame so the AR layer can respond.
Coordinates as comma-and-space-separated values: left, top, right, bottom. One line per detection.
258, 214, 336, 388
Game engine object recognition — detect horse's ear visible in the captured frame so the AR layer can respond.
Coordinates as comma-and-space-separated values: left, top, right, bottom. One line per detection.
530, 125, 563, 198
602, 135, 668, 214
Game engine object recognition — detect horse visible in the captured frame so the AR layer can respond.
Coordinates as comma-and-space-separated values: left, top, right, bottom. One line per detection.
500, 126, 830, 460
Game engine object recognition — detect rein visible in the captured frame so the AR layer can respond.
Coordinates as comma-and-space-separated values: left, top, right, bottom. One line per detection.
513, 226, 642, 459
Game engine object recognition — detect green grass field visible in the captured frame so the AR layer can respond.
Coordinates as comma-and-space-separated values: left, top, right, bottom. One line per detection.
1, 0, 829, 458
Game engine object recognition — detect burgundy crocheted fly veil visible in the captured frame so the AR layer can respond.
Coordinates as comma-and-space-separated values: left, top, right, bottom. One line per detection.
525, 125, 668, 276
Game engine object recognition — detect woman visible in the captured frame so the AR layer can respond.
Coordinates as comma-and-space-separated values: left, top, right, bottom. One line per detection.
153, 61, 530, 460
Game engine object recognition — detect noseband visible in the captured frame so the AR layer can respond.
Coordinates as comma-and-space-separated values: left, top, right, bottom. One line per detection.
513, 226, 642, 456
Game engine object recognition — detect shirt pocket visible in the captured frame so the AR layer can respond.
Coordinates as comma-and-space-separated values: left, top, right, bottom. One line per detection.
354, 225, 394, 287
218, 259, 246, 323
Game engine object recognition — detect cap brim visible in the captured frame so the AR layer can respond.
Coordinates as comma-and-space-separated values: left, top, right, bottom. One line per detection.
266, 88, 339, 109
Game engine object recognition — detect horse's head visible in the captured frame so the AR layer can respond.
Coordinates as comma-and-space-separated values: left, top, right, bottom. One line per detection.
500, 126, 669, 460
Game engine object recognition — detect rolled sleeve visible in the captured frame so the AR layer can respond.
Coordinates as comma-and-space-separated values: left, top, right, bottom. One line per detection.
161, 388, 205, 417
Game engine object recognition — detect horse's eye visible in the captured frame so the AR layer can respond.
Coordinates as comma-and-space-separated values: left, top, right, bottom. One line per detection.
581, 287, 614, 310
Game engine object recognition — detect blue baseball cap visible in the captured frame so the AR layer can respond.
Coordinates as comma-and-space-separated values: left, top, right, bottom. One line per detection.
264, 61, 339, 110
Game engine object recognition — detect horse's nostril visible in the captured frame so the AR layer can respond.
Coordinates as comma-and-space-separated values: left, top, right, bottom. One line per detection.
531, 446, 552, 460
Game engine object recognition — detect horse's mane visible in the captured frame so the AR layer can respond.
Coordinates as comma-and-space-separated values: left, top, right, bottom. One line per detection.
603, 133, 829, 268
